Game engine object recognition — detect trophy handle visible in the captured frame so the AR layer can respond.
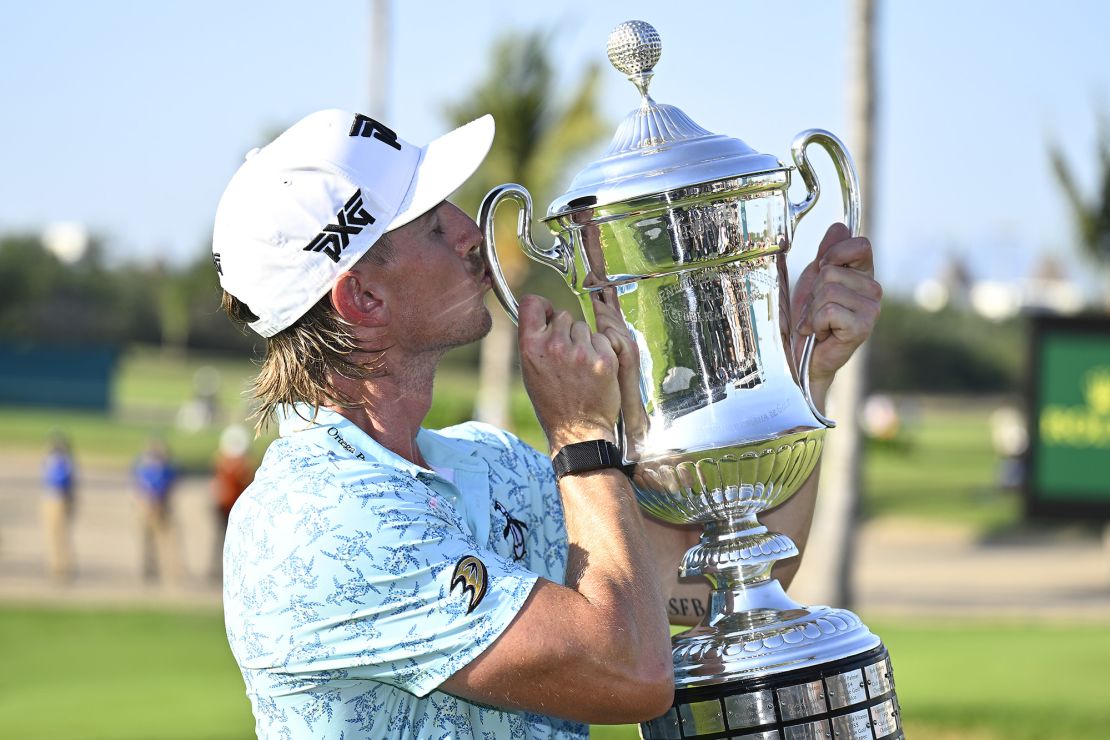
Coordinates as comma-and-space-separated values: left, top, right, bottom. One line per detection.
788, 129, 862, 429
478, 183, 572, 324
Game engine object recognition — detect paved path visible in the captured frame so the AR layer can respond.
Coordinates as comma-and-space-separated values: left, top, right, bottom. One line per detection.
0, 452, 222, 609
2, 451, 1109, 618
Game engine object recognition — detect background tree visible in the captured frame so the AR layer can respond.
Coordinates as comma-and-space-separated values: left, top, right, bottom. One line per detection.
1049, 113, 1110, 303
444, 31, 607, 428
792, 0, 878, 609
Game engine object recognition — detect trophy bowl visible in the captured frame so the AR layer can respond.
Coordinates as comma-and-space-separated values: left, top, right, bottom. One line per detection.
479, 20, 901, 739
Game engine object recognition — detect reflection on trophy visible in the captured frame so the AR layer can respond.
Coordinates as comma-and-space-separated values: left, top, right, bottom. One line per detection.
480, 20, 901, 740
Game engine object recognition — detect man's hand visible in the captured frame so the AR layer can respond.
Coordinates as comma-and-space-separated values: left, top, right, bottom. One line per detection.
791, 223, 882, 395
518, 294, 620, 452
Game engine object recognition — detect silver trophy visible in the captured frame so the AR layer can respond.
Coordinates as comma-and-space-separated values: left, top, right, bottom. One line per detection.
480, 21, 901, 739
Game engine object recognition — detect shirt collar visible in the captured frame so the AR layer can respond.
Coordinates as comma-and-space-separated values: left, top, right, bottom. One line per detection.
277, 403, 482, 480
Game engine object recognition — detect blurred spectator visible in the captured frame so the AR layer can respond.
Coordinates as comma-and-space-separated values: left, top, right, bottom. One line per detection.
991, 405, 1028, 490
863, 394, 902, 441
133, 438, 183, 584
42, 433, 76, 581
210, 424, 254, 582
177, 366, 223, 432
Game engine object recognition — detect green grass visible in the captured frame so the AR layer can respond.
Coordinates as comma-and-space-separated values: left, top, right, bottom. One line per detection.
0, 606, 253, 740
873, 619, 1110, 739
2, 607, 1107, 739
863, 399, 1022, 531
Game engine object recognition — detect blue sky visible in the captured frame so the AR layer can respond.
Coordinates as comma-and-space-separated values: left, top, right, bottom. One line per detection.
3, 0, 1109, 293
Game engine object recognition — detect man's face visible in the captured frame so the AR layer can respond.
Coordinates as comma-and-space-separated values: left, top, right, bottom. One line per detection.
379, 201, 493, 353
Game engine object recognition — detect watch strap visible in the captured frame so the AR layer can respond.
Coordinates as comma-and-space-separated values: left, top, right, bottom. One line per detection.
552, 440, 631, 479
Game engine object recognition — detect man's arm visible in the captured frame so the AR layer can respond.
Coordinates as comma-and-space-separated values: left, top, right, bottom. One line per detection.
440, 295, 673, 724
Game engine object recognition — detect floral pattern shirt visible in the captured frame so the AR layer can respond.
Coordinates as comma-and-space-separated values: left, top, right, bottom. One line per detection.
224, 406, 587, 739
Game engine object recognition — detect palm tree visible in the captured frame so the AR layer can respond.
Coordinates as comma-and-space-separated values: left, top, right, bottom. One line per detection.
1049, 114, 1110, 301
444, 31, 608, 429
793, 0, 877, 610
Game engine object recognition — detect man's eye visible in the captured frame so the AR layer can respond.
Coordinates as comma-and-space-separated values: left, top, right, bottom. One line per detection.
432, 226, 445, 236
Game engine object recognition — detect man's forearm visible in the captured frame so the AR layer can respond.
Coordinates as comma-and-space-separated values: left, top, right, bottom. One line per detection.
559, 468, 672, 653
765, 379, 828, 588
763, 466, 820, 589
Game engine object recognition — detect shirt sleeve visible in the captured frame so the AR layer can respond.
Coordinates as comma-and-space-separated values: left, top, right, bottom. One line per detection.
267, 467, 538, 698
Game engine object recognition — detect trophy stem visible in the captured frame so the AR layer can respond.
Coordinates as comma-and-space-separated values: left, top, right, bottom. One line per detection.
681, 516, 800, 589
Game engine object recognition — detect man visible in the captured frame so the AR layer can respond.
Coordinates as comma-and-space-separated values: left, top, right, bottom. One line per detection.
133, 437, 182, 584
42, 432, 77, 582
209, 424, 254, 582
214, 109, 880, 739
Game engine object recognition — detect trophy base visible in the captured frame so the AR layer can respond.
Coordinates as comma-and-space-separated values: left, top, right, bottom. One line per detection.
671, 580, 882, 686
640, 644, 902, 739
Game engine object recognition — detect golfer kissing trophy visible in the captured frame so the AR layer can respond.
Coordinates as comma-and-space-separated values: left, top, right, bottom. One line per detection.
480, 20, 901, 740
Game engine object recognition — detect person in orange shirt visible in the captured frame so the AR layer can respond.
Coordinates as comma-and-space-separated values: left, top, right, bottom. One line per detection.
210, 425, 254, 582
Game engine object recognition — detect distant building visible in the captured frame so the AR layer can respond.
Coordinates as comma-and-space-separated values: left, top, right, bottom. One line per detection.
916, 250, 1086, 319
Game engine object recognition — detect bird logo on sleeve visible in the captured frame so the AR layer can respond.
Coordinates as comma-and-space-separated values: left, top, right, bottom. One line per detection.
450, 556, 488, 615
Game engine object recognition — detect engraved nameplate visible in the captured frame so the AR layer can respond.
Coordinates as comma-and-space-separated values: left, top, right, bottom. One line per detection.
724, 689, 777, 729
870, 699, 899, 737
784, 719, 832, 739
864, 660, 893, 697
831, 708, 872, 738
777, 680, 827, 721
825, 669, 868, 709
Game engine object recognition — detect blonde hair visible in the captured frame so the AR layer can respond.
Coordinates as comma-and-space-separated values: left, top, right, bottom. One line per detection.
221, 238, 395, 432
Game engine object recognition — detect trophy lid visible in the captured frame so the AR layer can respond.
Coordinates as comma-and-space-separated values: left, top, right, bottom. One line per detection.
547, 20, 783, 219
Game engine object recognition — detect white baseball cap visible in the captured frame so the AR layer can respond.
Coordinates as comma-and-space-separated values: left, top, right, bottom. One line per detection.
212, 109, 495, 337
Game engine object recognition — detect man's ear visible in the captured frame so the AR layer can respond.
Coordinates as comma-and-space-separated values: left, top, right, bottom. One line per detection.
330, 267, 389, 328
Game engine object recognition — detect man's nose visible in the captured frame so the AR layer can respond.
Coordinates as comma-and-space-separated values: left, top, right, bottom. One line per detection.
449, 208, 482, 255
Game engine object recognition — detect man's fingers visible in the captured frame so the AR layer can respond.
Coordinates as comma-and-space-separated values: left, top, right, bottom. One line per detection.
602, 326, 642, 378
819, 235, 874, 275
517, 294, 554, 335
797, 292, 881, 342
569, 320, 593, 350
810, 265, 883, 302
590, 332, 618, 364
815, 222, 852, 262
814, 302, 876, 344
548, 309, 574, 340
602, 326, 632, 355
592, 294, 626, 332
794, 233, 877, 318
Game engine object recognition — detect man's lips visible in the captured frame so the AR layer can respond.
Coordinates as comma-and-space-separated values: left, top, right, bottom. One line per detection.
467, 254, 491, 287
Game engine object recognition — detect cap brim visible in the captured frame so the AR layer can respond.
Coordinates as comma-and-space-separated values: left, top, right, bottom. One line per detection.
386, 114, 494, 231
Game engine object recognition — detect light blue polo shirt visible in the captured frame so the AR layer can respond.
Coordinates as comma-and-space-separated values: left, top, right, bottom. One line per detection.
223, 405, 588, 739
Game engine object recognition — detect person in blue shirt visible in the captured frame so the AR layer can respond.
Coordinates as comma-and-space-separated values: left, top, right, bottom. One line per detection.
42, 432, 76, 581
133, 437, 183, 584
211, 110, 880, 739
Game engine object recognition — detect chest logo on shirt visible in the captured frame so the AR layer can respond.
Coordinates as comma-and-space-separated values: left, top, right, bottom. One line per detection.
494, 501, 528, 562
450, 555, 488, 615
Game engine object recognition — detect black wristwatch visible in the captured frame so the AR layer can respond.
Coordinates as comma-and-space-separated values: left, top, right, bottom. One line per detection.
551, 440, 630, 479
